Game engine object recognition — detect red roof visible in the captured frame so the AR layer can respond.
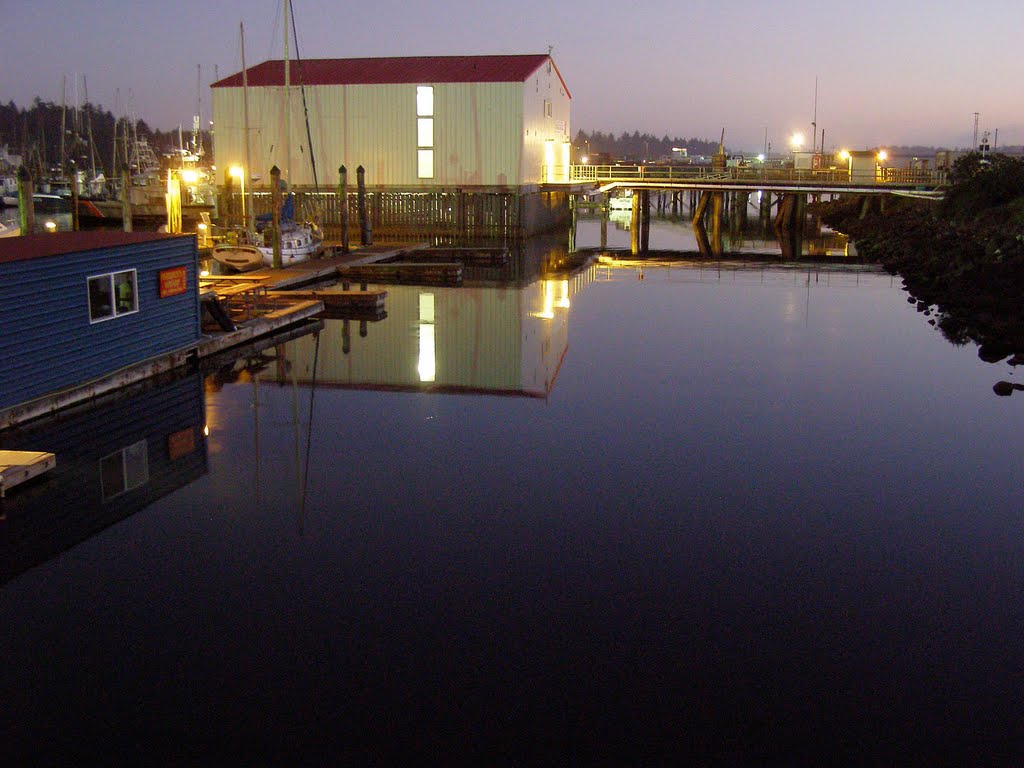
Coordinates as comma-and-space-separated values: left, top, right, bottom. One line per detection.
0, 231, 189, 265
211, 54, 571, 98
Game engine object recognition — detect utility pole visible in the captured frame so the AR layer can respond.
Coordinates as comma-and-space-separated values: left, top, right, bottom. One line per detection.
973, 112, 979, 150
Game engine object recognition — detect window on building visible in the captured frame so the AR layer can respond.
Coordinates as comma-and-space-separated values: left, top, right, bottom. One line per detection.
418, 149, 434, 179
544, 100, 553, 119
416, 86, 435, 179
417, 118, 433, 148
100, 439, 149, 501
417, 86, 434, 117
88, 269, 138, 322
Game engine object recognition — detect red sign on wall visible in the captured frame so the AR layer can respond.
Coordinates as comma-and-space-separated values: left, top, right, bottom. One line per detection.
159, 266, 188, 298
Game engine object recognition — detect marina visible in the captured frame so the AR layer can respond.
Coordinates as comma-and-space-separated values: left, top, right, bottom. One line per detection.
1, 2, 1022, 763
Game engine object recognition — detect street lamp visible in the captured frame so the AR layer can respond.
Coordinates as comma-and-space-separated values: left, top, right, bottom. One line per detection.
790, 132, 805, 151
229, 165, 245, 228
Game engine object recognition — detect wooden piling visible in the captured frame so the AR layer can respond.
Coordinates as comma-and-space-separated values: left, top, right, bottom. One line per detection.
271, 165, 282, 269
120, 164, 132, 232
640, 190, 650, 252
630, 191, 640, 255
338, 165, 350, 253
357, 165, 372, 245
70, 163, 80, 231
17, 166, 33, 235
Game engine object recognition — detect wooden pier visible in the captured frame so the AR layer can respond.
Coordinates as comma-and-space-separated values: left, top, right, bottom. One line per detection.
337, 261, 463, 286
0, 451, 56, 497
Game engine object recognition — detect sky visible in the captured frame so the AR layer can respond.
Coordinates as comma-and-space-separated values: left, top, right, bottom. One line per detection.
3, 0, 1023, 153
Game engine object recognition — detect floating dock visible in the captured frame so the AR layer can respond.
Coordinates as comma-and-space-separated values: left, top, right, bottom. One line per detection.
336, 262, 462, 286
0, 451, 56, 497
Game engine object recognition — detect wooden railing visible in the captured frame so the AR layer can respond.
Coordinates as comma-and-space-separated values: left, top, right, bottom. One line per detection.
568, 164, 949, 187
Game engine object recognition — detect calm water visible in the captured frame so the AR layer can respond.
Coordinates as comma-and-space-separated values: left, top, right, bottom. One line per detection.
1, 246, 1022, 763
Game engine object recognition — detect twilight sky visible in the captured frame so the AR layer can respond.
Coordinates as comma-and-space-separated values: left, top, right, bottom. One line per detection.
3, 0, 1022, 152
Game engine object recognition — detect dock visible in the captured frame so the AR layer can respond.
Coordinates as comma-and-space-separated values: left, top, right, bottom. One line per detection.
336, 261, 462, 286
265, 289, 386, 309
0, 451, 56, 497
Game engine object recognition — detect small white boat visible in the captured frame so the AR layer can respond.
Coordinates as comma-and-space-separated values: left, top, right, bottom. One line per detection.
608, 195, 633, 211
212, 243, 263, 271
256, 221, 322, 268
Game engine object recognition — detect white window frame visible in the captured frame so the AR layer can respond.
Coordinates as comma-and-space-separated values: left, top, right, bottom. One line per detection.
416, 86, 435, 179
88, 269, 139, 323
100, 439, 149, 501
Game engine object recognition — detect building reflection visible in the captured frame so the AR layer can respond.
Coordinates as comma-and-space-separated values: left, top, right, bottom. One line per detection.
0, 372, 208, 585
0, 321, 325, 585
272, 238, 597, 398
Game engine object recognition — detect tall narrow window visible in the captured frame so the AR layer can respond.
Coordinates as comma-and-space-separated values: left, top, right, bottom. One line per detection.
416, 86, 434, 179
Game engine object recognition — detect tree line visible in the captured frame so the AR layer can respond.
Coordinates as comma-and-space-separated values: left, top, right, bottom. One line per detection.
574, 129, 721, 162
0, 98, 211, 179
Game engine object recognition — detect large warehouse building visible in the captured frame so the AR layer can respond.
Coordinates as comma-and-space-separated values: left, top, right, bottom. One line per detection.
211, 53, 573, 237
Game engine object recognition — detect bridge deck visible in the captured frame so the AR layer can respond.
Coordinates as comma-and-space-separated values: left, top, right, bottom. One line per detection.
567, 164, 947, 195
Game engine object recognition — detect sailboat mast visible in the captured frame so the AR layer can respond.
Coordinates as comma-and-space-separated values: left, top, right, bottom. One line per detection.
241, 22, 255, 232
284, 0, 291, 185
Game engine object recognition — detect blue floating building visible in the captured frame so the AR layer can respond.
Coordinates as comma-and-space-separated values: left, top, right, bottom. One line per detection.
0, 231, 200, 428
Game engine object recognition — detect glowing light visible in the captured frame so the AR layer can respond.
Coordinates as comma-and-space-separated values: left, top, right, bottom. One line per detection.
418, 293, 436, 382
200, 269, 210, 277
197, 223, 208, 231
181, 170, 199, 184
839, 149, 851, 161
544, 140, 555, 183
756, 154, 765, 162
581, 155, 589, 164
228, 165, 244, 180
790, 132, 804, 149
203, 424, 210, 437
44, 221, 56, 232
877, 150, 888, 162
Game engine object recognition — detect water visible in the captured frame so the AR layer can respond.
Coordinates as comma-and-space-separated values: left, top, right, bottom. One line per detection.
1, 247, 1022, 763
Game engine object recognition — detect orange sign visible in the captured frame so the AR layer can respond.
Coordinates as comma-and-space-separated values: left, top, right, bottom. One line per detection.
167, 427, 196, 460
159, 266, 188, 297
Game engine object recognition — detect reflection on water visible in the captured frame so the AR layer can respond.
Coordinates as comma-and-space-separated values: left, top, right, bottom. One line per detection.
0, 371, 207, 585
1, 246, 1022, 764
577, 206, 858, 259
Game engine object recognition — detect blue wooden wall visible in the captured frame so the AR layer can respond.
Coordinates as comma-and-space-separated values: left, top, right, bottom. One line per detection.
0, 235, 200, 410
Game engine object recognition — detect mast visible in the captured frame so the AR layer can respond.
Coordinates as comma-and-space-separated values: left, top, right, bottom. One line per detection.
60, 74, 67, 182
83, 75, 98, 180
241, 22, 255, 232
811, 76, 818, 154
284, 0, 291, 185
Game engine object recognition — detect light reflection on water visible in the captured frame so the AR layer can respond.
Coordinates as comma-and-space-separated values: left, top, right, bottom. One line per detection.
574, 208, 857, 258
0, 257, 1021, 763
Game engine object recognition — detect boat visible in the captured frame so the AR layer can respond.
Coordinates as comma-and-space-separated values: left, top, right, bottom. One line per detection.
211, 243, 263, 271
253, 193, 322, 267
608, 194, 633, 211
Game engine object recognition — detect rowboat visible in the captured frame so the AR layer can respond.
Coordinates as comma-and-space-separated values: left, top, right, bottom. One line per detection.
211, 243, 263, 271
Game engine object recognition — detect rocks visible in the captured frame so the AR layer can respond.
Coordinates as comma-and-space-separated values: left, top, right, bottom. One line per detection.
993, 381, 1024, 397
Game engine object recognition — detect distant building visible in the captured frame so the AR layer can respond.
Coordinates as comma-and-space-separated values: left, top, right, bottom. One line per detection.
211, 54, 575, 237
0, 232, 200, 427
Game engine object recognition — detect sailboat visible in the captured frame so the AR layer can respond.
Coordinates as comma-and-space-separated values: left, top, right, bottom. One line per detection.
236, 2, 323, 270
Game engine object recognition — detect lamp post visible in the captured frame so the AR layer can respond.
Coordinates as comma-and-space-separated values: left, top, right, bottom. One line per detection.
229, 165, 245, 229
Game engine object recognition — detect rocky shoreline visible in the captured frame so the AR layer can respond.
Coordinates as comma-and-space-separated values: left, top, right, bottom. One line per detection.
816, 153, 1024, 396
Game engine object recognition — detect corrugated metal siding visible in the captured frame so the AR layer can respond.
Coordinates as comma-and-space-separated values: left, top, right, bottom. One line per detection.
521, 60, 572, 183
213, 81, 526, 188
0, 237, 199, 409
284, 284, 529, 392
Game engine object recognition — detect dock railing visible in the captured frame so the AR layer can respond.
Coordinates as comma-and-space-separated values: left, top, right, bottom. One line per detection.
569, 164, 948, 187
